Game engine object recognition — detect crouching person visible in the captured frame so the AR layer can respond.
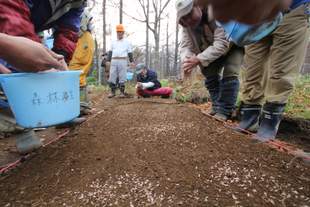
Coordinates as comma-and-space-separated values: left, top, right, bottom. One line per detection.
135, 63, 173, 98
69, 9, 95, 116
176, 0, 244, 121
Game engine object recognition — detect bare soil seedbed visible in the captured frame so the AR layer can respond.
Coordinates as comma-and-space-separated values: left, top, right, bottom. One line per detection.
0, 98, 309, 206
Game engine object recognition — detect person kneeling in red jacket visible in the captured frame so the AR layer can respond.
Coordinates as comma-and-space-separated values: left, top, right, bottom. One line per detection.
135, 63, 173, 98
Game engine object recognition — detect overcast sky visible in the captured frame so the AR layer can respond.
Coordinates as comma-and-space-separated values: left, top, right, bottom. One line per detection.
91, 0, 178, 50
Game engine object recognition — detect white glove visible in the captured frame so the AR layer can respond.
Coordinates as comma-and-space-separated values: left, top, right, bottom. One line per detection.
141, 82, 155, 90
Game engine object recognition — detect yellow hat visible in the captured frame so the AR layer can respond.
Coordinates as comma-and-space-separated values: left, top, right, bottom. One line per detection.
116, 24, 125, 32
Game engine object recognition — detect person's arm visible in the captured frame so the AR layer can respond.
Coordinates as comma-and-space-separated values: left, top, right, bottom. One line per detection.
0, 33, 67, 73
53, 8, 84, 63
128, 53, 134, 63
107, 51, 113, 62
209, 0, 292, 24
0, 64, 11, 74
182, 26, 230, 73
196, 26, 230, 67
141, 82, 155, 89
107, 41, 113, 62
142, 71, 159, 89
180, 27, 196, 61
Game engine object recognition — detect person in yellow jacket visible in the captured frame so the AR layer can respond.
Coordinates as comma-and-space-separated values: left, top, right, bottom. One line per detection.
69, 9, 95, 115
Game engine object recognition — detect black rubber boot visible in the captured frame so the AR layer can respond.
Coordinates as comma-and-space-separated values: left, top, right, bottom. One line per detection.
204, 75, 220, 116
237, 103, 262, 133
119, 84, 126, 98
215, 77, 240, 121
255, 102, 286, 142
108, 83, 116, 98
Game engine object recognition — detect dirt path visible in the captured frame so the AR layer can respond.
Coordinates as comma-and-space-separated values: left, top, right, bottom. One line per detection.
0, 97, 310, 206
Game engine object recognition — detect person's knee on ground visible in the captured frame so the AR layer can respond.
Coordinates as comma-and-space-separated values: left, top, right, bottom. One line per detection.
15, 129, 42, 155
80, 102, 92, 116
159, 87, 173, 98
136, 88, 151, 98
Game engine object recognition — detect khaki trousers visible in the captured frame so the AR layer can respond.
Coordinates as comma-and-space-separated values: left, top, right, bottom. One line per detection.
241, 4, 310, 105
201, 45, 244, 78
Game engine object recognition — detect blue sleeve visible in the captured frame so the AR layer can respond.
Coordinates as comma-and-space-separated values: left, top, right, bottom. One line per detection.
290, 0, 310, 9
56, 7, 84, 32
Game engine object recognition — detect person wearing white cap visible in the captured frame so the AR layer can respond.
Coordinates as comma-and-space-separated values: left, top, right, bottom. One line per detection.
176, 0, 244, 121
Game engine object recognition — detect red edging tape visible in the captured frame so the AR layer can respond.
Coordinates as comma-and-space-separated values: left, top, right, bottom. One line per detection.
199, 108, 310, 163
0, 109, 106, 175
0, 129, 70, 175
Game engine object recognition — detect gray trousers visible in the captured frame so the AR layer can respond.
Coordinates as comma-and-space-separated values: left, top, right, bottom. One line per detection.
108, 59, 128, 85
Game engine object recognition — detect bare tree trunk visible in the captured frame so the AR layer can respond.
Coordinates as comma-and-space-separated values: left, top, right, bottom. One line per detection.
136, 0, 171, 71
159, 46, 163, 78
149, 47, 153, 69
154, 15, 161, 71
100, 0, 107, 85
119, 0, 123, 24
146, 0, 150, 67
173, 23, 180, 77
154, 38, 160, 71
102, 0, 107, 53
165, 20, 170, 77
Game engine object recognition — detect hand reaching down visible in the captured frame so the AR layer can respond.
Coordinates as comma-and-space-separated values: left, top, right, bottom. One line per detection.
182, 56, 200, 74
0, 33, 68, 73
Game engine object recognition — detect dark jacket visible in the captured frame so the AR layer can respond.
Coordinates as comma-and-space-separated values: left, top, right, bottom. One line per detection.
28, 0, 85, 62
137, 70, 161, 90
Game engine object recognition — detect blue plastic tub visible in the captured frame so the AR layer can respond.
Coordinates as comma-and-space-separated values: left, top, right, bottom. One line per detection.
0, 71, 81, 128
127, 72, 134, 81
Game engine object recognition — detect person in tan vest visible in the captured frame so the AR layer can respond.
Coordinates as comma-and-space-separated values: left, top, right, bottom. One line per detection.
176, 0, 244, 121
